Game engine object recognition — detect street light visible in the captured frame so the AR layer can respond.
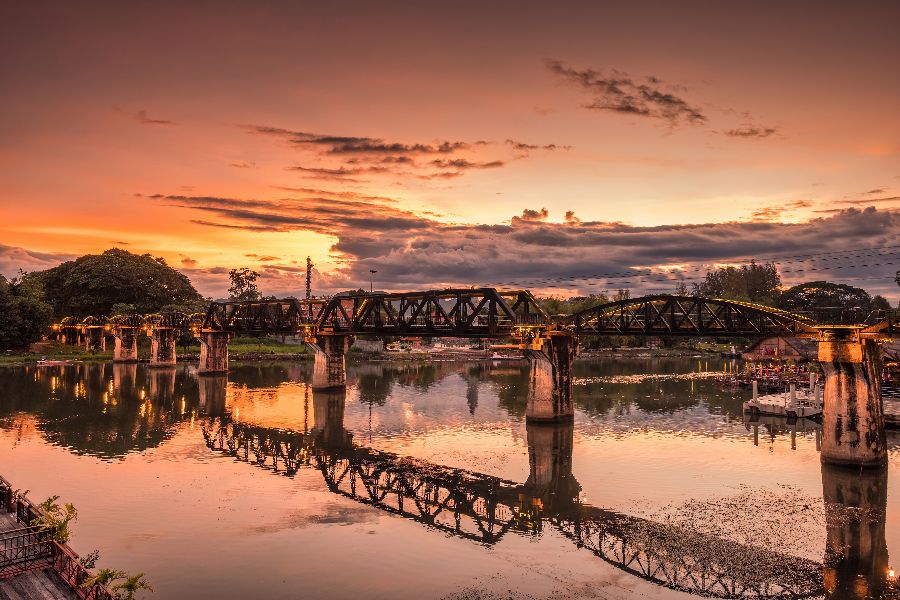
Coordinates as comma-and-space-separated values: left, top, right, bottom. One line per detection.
369, 269, 377, 293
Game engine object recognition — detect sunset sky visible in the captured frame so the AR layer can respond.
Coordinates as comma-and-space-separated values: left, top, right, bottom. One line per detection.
2, 1, 899, 301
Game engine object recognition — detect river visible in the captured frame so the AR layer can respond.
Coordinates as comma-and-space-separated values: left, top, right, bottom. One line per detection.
0, 357, 897, 599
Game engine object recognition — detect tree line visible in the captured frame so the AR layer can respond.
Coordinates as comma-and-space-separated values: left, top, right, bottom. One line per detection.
0, 249, 897, 350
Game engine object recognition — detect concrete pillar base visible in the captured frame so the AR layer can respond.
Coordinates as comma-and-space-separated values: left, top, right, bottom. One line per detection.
307, 335, 353, 390
523, 333, 577, 422
198, 331, 230, 375
112, 328, 139, 362
818, 337, 887, 467
149, 328, 177, 368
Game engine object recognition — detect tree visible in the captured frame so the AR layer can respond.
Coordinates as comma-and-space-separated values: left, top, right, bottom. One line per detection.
35, 249, 204, 317
872, 295, 891, 311
694, 261, 781, 304
775, 281, 877, 317
228, 268, 261, 301
82, 568, 125, 590
673, 280, 689, 296
0, 273, 53, 350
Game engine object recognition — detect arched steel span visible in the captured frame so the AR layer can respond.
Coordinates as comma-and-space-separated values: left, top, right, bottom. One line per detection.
106, 312, 205, 330
201, 418, 824, 599
569, 295, 820, 338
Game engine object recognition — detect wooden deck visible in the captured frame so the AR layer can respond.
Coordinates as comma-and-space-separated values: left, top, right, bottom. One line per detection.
0, 512, 77, 600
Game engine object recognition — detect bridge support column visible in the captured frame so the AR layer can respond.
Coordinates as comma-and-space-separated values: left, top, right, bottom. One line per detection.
83, 328, 106, 352
523, 333, 576, 422
113, 327, 139, 362
198, 332, 229, 375
307, 335, 353, 390
149, 328, 177, 368
817, 336, 887, 467
821, 463, 890, 598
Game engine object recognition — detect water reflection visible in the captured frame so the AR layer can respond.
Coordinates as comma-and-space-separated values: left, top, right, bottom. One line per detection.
1, 360, 898, 598
201, 392, 827, 598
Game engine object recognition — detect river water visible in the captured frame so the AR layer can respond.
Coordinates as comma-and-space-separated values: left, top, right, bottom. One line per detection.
0, 357, 898, 599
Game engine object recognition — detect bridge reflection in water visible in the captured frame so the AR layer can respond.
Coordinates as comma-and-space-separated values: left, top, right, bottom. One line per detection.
8, 363, 897, 598
196, 381, 892, 599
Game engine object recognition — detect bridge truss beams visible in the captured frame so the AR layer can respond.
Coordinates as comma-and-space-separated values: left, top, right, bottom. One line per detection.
570, 295, 820, 338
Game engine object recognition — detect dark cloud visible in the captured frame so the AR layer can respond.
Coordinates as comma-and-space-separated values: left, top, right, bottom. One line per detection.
505, 139, 569, 153
546, 60, 706, 125
0, 245, 77, 278
134, 109, 175, 126
180, 256, 198, 267
749, 200, 812, 222
230, 161, 255, 169
865, 188, 885, 195
247, 125, 565, 183
836, 196, 900, 206
511, 208, 549, 225
429, 159, 504, 170
147, 193, 900, 301
248, 126, 469, 155
724, 126, 777, 138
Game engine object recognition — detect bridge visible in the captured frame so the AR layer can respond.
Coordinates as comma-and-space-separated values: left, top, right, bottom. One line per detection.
195, 385, 895, 599
51, 289, 899, 467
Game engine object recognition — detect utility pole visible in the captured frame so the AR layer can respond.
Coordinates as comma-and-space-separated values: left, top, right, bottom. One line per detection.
306, 257, 313, 320
305, 257, 313, 300
369, 269, 377, 293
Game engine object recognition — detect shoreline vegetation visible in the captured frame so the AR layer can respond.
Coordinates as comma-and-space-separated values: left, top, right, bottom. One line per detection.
0, 338, 736, 366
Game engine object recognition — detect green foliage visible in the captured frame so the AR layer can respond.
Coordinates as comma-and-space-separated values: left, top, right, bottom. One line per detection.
31, 495, 78, 543
113, 573, 154, 599
537, 293, 610, 315
228, 268, 261, 300
872, 295, 891, 311
79, 548, 101, 569
0, 272, 53, 350
82, 568, 125, 589
776, 281, 877, 314
35, 249, 203, 317
694, 261, 781, 304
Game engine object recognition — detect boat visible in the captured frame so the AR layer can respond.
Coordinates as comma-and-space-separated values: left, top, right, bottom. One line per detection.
36, 358, 73, 366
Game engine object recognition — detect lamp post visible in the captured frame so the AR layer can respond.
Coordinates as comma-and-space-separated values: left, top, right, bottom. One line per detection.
369, 269, 377, 293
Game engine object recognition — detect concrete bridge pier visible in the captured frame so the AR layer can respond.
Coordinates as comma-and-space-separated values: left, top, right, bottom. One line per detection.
112, 327, 140, 362
112, 362, 137, 396
149, 328, 177, 368
198, 331, 230, 375
83, 328, 106, 352
817, 335, 887, 467
198, 374, 227, 416
312, 388, 353, 449
821, 463, 890, 599
307, 335, 354, 390
522, 333, 577, 422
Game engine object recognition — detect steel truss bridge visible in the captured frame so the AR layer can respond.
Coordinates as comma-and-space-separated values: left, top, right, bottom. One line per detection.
202, 417, 825, 599
55, 290, 897, 341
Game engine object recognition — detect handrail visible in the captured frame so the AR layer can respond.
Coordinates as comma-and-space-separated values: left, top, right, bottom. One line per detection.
0, 474, 116, 598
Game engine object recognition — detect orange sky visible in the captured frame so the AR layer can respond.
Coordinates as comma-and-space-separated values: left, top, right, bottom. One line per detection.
1, 1, 899, 300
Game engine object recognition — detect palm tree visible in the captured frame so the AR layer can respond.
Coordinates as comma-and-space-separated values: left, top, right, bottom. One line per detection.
113, 573, 154, 600
81, 568, 125, 590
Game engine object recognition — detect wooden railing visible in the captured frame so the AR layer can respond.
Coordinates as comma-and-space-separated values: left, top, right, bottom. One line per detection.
0, 475, 116, 599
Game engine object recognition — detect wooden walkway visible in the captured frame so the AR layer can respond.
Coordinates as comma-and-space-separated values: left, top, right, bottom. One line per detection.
0, 512, 77, 600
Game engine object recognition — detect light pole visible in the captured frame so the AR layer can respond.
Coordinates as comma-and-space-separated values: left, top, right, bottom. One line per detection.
369, 269, 377, 293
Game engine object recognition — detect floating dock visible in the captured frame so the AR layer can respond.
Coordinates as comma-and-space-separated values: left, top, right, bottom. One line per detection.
743, 376, 822, 419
